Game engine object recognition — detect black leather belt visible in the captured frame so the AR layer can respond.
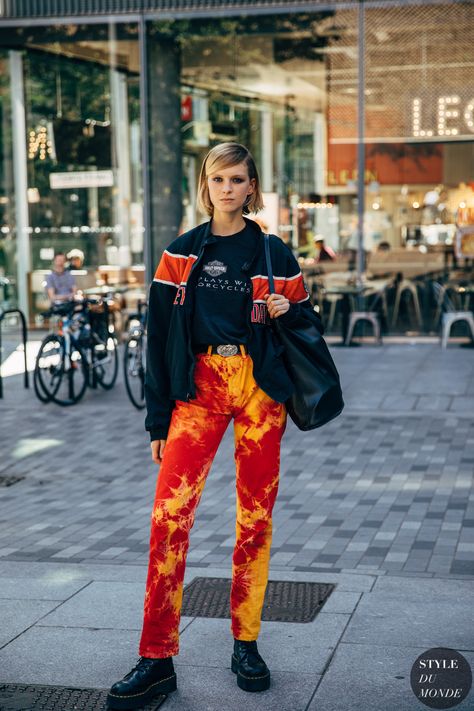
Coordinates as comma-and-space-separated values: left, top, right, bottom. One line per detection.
193, 344, 248, 356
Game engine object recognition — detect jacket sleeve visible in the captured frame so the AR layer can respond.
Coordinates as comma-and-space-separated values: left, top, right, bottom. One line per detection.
144, 251, 181, 442
274, 239, 324, 334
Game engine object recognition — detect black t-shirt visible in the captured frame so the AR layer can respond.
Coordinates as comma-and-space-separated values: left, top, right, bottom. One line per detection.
191, 223, 256, 345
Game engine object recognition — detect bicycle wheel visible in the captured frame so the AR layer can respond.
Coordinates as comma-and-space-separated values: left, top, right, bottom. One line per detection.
34, 334, 64, 403
123, 332, 146, 409
50, 340, 89, 407
94, 332, 119, 390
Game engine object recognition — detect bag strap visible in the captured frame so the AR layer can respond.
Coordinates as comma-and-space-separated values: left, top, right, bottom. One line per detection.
263, 233, 276, 294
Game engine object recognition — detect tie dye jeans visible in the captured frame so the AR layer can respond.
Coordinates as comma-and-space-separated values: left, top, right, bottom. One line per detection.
138, 346, 288, 658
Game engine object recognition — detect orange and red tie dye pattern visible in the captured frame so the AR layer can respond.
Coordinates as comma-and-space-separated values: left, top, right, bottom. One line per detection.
138, 350, 287, 658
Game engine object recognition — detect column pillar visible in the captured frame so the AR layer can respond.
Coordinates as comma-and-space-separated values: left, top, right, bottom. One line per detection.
145, 27, 183, 276
261, 109, 273, 193
110, 69, 132, 263
9, 50, 30, 320
357, 1, 366, 280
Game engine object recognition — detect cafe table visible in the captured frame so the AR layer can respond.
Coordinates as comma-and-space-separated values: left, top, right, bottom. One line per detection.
321, 278, 391, 344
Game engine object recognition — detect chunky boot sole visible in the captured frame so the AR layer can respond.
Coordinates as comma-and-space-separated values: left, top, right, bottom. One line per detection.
106, 671, 177, 709
231, 654, 270, 692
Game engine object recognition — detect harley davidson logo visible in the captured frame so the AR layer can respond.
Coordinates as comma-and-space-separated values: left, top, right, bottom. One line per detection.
203, 259, 227, 277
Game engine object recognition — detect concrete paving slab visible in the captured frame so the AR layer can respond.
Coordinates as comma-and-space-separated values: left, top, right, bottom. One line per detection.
36, 581, 146, 630
36, 580, 193, 635
153, 665, 320, 711
0, 599, 59, 647
0, 626, 144, 687
1, 344, 474, 709
318, 590, 362, 613
0, 561, 144, 583
307, 643, 474, 711
415, 395, 451, 412
342, 593, 474, 650
373, 575, 474, 599
0, 576, 90, 601
0, 625, 320, 710
176, 613, 350, 675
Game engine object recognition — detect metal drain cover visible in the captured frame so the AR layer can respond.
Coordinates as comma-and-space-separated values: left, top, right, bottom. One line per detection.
0, 683, 167, 711
182, 577, 335, 623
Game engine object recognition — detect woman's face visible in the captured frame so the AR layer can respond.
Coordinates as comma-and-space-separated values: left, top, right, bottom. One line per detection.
207, 161, 255, 213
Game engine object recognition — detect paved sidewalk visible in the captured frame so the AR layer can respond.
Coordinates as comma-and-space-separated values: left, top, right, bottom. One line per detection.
0, 341, 473, 710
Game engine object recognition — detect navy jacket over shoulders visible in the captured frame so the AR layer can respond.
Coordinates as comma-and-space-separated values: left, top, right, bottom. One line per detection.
145, 215, 323, 441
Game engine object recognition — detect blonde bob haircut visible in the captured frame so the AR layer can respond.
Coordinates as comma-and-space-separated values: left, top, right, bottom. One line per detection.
197, 142, 265, 216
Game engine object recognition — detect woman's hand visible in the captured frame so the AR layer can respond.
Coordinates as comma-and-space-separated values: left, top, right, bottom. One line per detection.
151, 439, 167, 465
264, 293, 290, 318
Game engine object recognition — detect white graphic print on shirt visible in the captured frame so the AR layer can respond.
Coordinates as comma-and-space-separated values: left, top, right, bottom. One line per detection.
202, 260, 227, 277
198, 259, 251, 294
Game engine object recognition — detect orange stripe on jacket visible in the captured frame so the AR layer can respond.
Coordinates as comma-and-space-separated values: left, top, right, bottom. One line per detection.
251, 274, 309, 303
154, 251, 197, 287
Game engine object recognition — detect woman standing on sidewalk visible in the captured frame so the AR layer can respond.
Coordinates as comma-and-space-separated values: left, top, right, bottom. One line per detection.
107, 142, 320, 710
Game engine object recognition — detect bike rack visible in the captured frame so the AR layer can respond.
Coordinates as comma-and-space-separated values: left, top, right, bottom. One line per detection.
0, 308, 30, 399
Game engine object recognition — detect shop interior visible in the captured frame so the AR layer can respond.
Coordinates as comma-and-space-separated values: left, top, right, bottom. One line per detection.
0, 3, 472, 336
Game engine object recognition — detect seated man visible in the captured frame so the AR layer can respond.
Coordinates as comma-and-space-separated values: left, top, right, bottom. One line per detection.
314, 236, 336, 262
45, 252, 77, 303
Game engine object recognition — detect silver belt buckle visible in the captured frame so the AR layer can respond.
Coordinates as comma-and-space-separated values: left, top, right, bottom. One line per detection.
216, 344, 239, 357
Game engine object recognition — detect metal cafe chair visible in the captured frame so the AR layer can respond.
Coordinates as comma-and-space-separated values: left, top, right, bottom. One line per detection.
344, 282, 389, 346
391, 277, 423, 329
320, 272, 352, 332
432, 281, 474, 348
345, 309, 382, 345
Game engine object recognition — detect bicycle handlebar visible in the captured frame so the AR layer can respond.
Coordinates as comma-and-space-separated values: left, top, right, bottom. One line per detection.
41, 296, 109, 319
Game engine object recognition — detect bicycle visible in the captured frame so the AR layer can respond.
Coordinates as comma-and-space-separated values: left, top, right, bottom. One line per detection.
34, 295, 119, 405
83, 295, 119, 391
34, 300, 89, 406
123, 298, 147, 410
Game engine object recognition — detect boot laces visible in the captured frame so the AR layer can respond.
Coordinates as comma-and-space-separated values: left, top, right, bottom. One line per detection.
128, 657, 157, 676
235, 640, 262, 662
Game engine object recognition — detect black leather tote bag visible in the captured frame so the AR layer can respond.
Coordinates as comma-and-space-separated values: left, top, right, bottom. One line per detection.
264, 233, 344, 430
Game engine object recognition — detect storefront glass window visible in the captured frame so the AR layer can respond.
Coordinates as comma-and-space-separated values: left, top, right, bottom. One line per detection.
148, 11, 357, 248
359, 2, 474, 333
0, 23, 143, 321
148, 3, 473, 335
1, 4, 472, 335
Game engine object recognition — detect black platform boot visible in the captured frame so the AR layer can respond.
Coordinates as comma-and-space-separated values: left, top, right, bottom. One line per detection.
106, 656, 177, 710
231, 638, 270, 692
